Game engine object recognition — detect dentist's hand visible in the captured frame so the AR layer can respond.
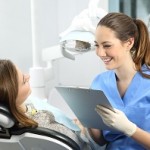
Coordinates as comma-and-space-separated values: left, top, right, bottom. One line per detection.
95, 105, 137, 136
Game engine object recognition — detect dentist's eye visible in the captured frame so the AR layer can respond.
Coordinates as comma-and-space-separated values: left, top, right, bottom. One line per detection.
94, 44, 99, 48
94, 41, 99, 48
103, 45, 111, 49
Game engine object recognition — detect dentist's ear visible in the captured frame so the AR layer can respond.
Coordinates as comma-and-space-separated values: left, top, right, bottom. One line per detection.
127, 37, 134, 49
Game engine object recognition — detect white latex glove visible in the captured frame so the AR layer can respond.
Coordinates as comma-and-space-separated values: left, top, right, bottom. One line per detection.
95, 105, 137, 137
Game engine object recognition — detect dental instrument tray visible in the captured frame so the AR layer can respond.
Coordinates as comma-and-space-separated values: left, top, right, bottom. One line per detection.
56, 86, 115, 131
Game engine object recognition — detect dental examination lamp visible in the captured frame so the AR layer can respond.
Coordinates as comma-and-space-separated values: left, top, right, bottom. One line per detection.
60, 31, 95, 60
59, 0, 107, 60
29, 0, 107, 100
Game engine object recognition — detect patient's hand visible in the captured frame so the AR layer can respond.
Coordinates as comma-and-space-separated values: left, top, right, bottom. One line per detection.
73, 119, 91, 143
73, 119, 86, 134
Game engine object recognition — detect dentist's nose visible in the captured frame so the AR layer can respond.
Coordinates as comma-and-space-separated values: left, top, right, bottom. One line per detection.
96, 47, 106, 57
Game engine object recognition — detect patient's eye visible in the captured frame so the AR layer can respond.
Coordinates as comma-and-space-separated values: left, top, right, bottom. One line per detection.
23, 74, 26, 84
23, 74, 29, 84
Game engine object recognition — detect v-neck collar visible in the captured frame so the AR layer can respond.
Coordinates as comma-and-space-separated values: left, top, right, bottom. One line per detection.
108, 71, 140, 108
123, 72, 141, 106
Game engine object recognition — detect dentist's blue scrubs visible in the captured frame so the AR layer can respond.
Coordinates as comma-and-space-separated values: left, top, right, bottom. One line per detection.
91, 65, 150, 150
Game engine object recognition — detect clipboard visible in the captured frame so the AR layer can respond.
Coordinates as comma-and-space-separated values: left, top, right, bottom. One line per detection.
56, 86, 115, 131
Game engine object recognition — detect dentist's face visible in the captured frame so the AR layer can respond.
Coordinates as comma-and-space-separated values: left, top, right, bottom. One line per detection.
16, 67, 31, 106
95, 25, 129, 70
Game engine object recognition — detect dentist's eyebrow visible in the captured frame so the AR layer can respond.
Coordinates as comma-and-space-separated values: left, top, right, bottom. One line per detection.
94, 41, 99, 45
94, 40, 110, 45
94, 41, 98, 44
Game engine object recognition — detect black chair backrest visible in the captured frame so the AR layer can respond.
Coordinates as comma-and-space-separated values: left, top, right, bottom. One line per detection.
0, 104, 80, 149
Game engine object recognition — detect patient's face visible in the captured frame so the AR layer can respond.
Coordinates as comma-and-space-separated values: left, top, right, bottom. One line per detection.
16, 66, 31, 107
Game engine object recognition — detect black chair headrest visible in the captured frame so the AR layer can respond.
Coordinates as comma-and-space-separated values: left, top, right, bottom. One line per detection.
0, 105, 15, 128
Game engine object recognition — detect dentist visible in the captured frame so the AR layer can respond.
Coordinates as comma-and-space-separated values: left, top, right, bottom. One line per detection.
89, 12, 150, 150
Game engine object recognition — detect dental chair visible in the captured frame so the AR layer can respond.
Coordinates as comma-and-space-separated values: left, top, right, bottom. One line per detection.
0, 104, 80, 150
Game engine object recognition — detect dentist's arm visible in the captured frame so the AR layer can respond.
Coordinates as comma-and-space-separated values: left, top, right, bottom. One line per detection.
132, 127, 150, 150
95, 105, 150, 149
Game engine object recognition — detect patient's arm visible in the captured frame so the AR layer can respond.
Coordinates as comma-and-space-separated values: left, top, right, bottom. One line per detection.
74, 119, 107, 146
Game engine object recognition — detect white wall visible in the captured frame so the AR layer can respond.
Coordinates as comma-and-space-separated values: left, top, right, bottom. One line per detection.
0, 0, 108, 72
0, 0, 32, 72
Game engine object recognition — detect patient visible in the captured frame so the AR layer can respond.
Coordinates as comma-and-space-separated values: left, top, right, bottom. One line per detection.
0, 59, 92, 150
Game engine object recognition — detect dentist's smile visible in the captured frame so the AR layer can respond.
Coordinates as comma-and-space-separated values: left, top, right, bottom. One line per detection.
101, 57, 113, 64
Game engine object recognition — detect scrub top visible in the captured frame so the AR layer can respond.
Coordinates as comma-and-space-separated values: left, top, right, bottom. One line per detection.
91, 66, 150, 150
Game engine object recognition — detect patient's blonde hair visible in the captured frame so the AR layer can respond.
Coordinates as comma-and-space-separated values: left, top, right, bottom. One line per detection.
0, 59, 37, 128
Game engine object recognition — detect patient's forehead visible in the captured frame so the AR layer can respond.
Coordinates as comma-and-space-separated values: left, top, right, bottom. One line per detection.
15, 66, 23, 84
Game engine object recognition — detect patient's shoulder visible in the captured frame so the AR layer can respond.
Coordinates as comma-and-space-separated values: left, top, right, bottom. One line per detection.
26, 103, 56, 124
